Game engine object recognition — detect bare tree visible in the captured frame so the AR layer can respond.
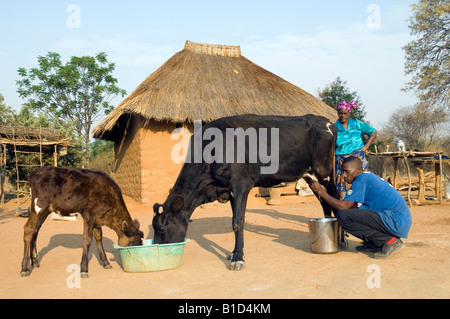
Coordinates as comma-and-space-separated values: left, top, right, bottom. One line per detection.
385, 104, 449, 151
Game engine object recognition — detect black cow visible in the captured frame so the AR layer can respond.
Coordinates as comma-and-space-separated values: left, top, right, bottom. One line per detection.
21, 167, 144, 278
153, 114, 337, 270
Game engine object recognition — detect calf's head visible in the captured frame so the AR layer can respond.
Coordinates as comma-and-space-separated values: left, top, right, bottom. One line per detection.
118, 219, 144, 247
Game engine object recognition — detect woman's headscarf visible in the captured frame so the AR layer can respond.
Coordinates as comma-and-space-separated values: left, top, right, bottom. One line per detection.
337, 100, 358, 112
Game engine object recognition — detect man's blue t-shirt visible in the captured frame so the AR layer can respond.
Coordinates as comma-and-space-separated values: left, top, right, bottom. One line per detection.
344, 172, 412, 238
335, 119, 376, 155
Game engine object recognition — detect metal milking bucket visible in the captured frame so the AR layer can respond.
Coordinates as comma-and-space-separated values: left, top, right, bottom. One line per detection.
308, 218, 342, 254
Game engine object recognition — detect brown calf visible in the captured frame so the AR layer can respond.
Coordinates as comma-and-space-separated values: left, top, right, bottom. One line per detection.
20, 167, 143, 278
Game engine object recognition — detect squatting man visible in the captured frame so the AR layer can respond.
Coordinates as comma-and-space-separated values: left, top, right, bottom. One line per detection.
309, 156, 412, 259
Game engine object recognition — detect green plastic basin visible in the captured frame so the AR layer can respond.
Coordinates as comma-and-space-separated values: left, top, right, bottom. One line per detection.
114, 239, 190, 272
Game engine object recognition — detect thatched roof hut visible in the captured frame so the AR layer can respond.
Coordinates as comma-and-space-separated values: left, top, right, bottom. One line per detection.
93, 41, 336, 204
93, 40, 335, 140
0, 126, 71, 147
0, 126, 71, 203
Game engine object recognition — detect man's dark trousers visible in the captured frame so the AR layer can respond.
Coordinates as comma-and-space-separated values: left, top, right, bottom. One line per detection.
336, 209, 395, 247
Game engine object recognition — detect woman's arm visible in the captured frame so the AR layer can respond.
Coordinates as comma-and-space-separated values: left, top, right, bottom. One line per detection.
362, 130, 377, 152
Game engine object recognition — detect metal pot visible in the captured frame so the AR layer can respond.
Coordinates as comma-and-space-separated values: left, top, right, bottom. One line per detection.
308, 218, 342, 254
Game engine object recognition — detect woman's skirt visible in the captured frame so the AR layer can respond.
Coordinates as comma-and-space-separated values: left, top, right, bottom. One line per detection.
335, 149, 369, 200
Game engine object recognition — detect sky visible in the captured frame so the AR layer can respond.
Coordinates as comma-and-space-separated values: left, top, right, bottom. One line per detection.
0, 0, 418, 131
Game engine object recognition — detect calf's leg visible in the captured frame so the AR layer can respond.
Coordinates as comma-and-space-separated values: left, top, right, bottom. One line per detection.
20, 208, 50, 276
93, 227, 112, 269
80, 215, 95, 278
21, 214, 36, 276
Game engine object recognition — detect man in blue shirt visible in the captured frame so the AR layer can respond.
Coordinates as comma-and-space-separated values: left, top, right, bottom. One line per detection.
309, 156, 412, 259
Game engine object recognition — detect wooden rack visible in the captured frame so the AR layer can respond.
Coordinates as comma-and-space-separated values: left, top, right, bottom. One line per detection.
0, 126, 70, 205
367, 151, 448, 206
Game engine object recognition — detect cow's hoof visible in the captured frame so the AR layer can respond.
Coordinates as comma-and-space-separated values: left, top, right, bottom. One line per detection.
229, 261, 245, 271
80, 272, 89, 278
20, 271, 30, 277
227, 253, 245, 260
103, 264, 113, 270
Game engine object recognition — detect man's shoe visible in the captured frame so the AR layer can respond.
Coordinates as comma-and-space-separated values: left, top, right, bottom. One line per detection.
340, 231, 349, 250
373, 238, 404, 259
355, 241, 380, 253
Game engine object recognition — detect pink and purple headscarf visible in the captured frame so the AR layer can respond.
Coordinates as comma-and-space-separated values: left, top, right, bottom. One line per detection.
337, 100, 358, 112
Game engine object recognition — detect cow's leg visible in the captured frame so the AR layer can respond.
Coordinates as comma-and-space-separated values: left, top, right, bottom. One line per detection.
325, 176, 339, 215
80, 215, 95, 278
93, 226, 112, 269
310, 159, 337, 218
319, 200, 333, 218
21, 207, 50, 276
229, 183, 252, 271
311, 178, 337, 218
303, 171, 334, 218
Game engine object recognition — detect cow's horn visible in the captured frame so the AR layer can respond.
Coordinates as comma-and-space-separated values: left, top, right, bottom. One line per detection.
158, 206, 164, 214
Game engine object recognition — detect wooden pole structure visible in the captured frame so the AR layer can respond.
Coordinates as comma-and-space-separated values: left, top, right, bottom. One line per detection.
12, 128, 20, 205
39, 125, 43, 166
402, 151, 412, 207
0, 144, 4, 204
414, 162, 425, 202
393, 157, 399, 189
54, 145, 58, 167
438, 152, 443, 204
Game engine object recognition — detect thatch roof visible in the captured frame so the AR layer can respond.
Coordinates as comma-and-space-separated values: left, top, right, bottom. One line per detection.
0, 126, 71, 147
93, 40, 336, 141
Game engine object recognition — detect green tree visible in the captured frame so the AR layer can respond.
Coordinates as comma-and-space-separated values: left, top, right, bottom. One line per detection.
403, 0, 449, 110
317, 76, 367, 121
0, 93, 15, 126
16, 52, 126, 167
0, 100, 84, 189
12, 104, 50, 128
90, 139, 115, 173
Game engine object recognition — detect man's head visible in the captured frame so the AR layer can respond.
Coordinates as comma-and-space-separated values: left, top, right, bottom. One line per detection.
342, 156, 363, 184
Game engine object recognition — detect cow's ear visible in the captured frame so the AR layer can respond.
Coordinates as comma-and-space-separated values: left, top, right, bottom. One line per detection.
122, 219, 142, 237
171, 196, 184, 213
153, 203, 163, 216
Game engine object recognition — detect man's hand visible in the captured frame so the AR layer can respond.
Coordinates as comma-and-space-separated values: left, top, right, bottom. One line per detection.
309, 181, 326, 196
308, 181, 356, 211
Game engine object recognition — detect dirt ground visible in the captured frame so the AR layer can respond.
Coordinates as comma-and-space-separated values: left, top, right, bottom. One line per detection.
0, 191, 449, 299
